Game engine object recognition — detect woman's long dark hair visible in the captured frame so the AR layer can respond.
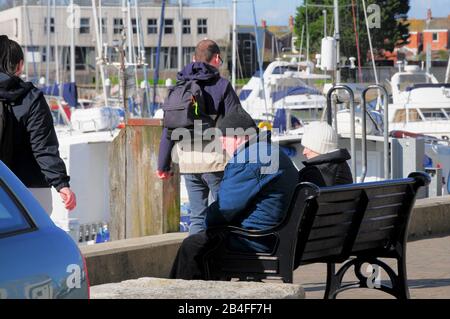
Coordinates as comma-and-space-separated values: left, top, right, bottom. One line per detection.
0, 35, 24, 76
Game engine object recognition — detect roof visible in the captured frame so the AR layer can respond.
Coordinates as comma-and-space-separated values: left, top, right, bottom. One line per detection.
408, 19, 426, 32
267, 26, 292, 38
425, 17, 450, 30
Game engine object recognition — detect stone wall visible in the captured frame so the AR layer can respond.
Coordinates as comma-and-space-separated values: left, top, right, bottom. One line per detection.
82, 196, 450, 286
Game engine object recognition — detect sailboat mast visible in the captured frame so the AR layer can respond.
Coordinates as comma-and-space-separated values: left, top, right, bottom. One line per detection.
177, 0, 183, 72
231, 0, 237, 89
126, 0, 134, 64
99, 0, 104, 58
91, 0, 108, 107
135, 0, 150, 117
445, 55, 450, 83
70, 0, 75, 83
46, 0, 51, 85
333, 0, 340, 83
23, 0, 29, 80
53, 0, 59, 86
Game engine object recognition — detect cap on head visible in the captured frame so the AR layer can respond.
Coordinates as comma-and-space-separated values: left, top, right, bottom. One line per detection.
194, 39, 221, 63
217, 109, 257, 136
301, 122, 338, 155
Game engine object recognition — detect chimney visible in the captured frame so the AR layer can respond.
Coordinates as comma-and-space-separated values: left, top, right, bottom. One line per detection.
427, 8, 432, 21
262, 19, 267, 29
289, 16, 294, 32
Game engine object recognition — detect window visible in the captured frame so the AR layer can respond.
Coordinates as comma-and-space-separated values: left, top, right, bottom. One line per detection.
42, 46, 54, 62
113, 18, 123, 34
408, 109, 421, 122
183, 47, 195, 65
145, 47, 157, 69
99, 18, 107, 34
420, 108, 448, 120
44, 17, 55, 34
131, 18, 137, 34
147, 19, 157, 34
0, 183, 32, 237
432, 32, 439, 42
183, 19, 191, 34
164, 19, 173, 34
170, 47, 178, 70
197, 18, 207, 34
79, 18, 90, 34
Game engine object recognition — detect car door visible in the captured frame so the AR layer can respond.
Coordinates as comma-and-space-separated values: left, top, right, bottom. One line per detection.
0, 163, 89, 299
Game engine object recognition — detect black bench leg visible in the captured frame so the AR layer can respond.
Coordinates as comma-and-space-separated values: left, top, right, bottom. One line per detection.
324, 262, 356, 299
396, 256, 410, 299
324, 263, 337, 299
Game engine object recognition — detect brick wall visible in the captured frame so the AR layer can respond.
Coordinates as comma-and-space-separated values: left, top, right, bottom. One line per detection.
423, 30, 449, 51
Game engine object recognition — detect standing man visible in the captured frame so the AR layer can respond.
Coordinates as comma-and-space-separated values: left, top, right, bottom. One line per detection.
157, 39, 247, 235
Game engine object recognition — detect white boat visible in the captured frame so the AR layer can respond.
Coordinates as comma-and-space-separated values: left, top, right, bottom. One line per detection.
44, 95, 122, 244
240, 60, 330, 123
388, 65, 450, 140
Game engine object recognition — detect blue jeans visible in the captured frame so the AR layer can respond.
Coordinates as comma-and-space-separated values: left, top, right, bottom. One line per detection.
183, 172, 224, 235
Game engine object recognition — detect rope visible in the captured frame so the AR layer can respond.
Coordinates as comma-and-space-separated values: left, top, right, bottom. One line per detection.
251, 0, 269, 120
152, 0, 166, 113
362, 0, 379, 85
351, 0, 362, 83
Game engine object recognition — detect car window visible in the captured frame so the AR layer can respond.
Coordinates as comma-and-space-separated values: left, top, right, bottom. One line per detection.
0, 183, 32, 236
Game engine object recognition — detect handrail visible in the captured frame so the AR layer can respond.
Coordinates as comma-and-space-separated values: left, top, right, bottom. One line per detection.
326, 85, 356, 182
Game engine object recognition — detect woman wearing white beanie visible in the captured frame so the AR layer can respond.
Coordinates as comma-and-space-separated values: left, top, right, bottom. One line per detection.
300, 122, 353, 186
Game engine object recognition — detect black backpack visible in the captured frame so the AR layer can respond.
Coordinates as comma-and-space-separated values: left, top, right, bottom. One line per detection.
0, 100, 14, 167
162, 80, 215, 132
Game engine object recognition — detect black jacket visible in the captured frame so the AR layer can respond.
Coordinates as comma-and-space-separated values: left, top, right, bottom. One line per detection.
0, 72, 70, 191
301, 149, 353, 187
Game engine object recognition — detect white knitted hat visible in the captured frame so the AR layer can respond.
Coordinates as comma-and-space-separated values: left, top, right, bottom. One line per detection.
301, 122, 338, 155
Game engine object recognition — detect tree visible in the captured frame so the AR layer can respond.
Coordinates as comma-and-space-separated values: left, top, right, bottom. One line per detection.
294, 0, 410, 64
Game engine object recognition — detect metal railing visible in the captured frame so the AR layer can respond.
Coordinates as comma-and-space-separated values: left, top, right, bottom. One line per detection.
326, 85, 357, 182
361, 84, 390, 181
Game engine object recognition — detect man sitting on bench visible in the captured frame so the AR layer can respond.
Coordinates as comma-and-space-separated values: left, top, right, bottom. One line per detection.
170, 110, 298, 280
299, 122, 353, 187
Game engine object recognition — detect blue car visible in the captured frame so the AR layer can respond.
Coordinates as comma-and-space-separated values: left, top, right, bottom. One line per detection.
0, 161, 89, 299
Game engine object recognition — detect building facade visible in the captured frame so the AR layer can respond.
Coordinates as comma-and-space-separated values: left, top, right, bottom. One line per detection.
403, 10, 450, 59
0, 1, 230, 83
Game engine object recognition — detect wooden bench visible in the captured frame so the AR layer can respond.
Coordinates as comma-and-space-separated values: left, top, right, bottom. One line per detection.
203, 172, 430, 299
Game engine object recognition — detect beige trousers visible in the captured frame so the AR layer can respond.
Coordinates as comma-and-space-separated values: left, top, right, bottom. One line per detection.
29, 188, 53, 216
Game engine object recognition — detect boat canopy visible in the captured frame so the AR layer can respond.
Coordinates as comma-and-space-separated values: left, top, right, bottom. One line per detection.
405, 83, 450, 91
271, 86, 322, 103
239, 89, 253, 101
41, 82, 78, 107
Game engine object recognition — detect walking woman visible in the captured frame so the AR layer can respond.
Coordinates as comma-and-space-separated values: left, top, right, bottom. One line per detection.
0, 35, 76, 214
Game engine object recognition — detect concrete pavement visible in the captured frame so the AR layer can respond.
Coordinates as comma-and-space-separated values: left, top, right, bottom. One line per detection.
294, 235, 450, 299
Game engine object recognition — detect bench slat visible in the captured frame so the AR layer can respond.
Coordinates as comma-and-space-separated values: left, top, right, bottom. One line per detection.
359, 216, 398, 232
355, 227, 395, 243
366, 192, 406, 207
304, 236, 346, 252
364, 203, 403, 219
316, 199, 360, 216
317, 190, 362, 203
308, 223, 352, 240
312, 211, 355, 228
301, 247, 342, 262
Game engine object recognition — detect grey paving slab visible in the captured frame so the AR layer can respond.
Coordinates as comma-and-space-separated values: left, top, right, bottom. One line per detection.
294, 235, 450, 299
